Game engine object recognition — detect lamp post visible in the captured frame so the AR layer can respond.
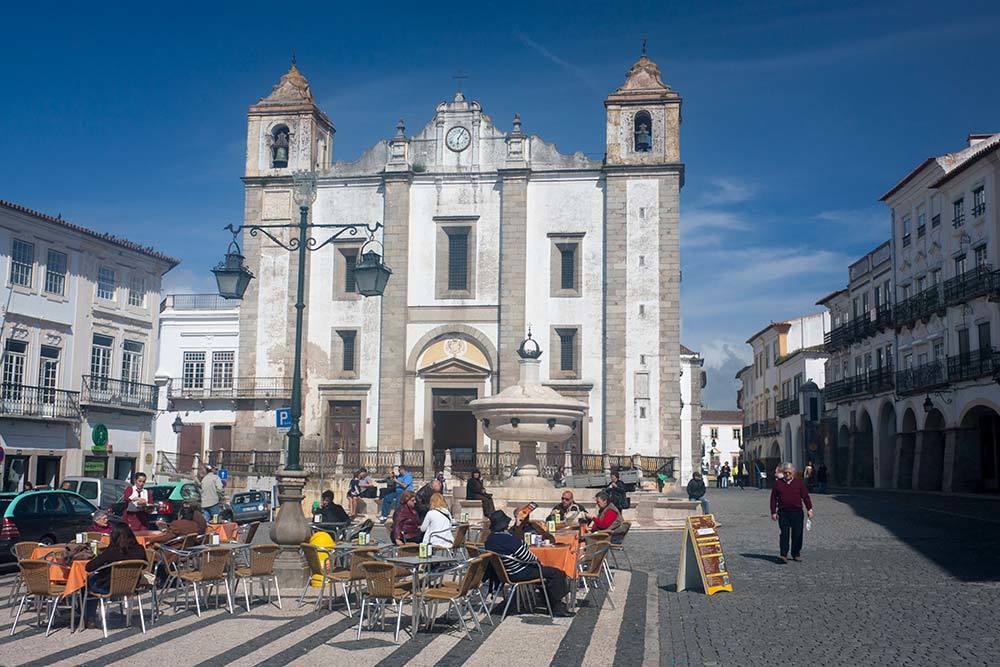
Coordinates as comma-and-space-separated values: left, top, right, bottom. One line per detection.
211, 170, 390, 584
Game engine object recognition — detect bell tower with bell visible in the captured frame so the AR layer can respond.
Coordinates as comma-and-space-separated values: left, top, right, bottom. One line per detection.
245, 60, 334, 178
601, 46, 685, 472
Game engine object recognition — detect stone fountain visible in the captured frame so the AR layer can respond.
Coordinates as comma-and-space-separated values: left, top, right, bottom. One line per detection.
469, 331, 587, 490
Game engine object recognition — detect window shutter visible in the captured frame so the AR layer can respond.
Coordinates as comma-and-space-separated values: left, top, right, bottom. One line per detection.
559, 330, 575, 372
341, 332, 356, 372
560, 246, 575, 290
448, 232, 468, 290
344, 251, 357, 292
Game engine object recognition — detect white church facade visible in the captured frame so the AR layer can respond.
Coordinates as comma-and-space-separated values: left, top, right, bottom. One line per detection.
229, 53, 685, 474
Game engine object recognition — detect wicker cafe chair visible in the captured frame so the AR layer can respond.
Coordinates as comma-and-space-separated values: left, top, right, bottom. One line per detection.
234, 544, 282, 612
10, 559, 67, 637
489, 552, 553, 622
297, 543, 337, 610
84, 559, 149, 638
176, 547, 234, 616
85, 532, 108, 543
466, 527, 490, 550
7, 542, 43, 613
583, 531, 615, 589
328, 547, 379, 617
574, 542, 615, 608
607, 521, 633, 570
236, 521, 261, 544
355, 561, 412, 643
423, 555, 490, 638
135, 547, 160, 624
430, 555, 493, 626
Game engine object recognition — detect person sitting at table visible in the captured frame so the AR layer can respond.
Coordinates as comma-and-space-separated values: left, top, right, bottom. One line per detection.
150, 505, 204, 543
317, 490, 351, 524
588, 490, 624, 537
84, 522, 146, 628
391, 491, 422, 545
415, 477, 443, 520
547, 491, 585, 524
122, 472, 152, 532
465, 469, 495, 517
87, 509, 113, 535
379, 465, 413, 522
347, 469, 374, 518
484, 510, 574, 617
420, 493, 454, 549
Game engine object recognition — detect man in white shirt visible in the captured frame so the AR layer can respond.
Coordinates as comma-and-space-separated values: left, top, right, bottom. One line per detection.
200, 465, 225, 521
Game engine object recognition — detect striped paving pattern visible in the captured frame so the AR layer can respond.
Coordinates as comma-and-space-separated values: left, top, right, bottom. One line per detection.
0, 566, 645, 667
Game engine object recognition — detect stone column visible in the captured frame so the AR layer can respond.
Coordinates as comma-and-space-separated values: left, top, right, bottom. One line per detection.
497, 168, 529, 392
657, 174, 682, 463
845, 430, 857, 486
377, 172, 412, 453
603, 175, 628, 454
268, 469, 310, 588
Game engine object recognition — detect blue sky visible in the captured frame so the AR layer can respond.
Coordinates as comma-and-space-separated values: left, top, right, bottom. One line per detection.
2, 0, 999, 409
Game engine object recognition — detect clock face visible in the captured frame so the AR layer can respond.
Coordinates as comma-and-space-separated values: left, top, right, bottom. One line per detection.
446, 126, 471, 152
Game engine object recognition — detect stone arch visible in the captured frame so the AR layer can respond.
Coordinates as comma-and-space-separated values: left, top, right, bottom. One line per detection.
877, 400, 897, 488
897, 408, 918, 490
956, 404, 1000, 492
406, 324, 497, 375
852, 409, 874, 487
915, 408, 946, 491
836, 424, 851, 485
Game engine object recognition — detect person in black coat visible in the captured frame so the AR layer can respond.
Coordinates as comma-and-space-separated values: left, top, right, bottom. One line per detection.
415, 478, 443, 519
686, 471, 709, 514
606, 471, 629, 510
465, 469, 495, 516
84, 522, 146, 626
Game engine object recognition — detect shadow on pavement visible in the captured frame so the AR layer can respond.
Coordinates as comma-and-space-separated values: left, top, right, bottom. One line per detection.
832, 489, 1000, 582
739, 553, 784, 564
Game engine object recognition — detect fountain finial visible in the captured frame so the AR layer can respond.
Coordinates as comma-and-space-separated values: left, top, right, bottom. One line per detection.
517, 327, 543, 359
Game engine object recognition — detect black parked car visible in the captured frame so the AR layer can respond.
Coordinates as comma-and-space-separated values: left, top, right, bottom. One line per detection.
1, 490, 98, 561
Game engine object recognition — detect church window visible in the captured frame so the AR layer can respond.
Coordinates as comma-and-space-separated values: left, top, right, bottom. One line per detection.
435, 218, 477, 299
551, 326, 581, 379
559, 330, 575, 371
335, 245, 362, 300
549, 234, 583, 297
338, 330, 357, 374
271, 125, 290, 169
560, 246, 575, 290
634, 111, 652, 152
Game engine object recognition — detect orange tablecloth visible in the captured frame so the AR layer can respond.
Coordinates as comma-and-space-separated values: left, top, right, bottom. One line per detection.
132, 530, 165, 547
30, 546, 91, 594
206, 522, 238, 542
530, 544, 577, 579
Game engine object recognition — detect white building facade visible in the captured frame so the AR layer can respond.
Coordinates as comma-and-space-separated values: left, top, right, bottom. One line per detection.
229, 54, 685, 476
700, 410, 743, 472
0, 200, 177, 490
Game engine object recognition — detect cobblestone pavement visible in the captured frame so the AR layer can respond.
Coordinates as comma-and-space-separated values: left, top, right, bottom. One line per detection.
0, 488, 997, 666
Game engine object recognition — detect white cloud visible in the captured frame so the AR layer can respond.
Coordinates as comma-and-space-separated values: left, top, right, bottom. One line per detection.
162, 267, 217, 296
683, 208, 750, 232
512, 31, 603, 93
814, 208, 889, 244
699, 177, 758, 206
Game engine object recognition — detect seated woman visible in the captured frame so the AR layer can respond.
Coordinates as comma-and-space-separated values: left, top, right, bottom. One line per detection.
420, 493, 454, 549
84, 522, 146, 628
150, 505, 204, 543
465, 469, 495, 517
588, 490, 624, 537
87, 509, 113, 535
390, 491, 421, 545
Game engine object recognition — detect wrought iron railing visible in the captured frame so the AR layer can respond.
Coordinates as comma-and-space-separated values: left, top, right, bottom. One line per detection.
169, 377, 292, 400
947, 348, 998, 383
160, 293, 241, 311
824, 366, 894, 403
893, 285, 944, 329
776, 397, 799, 418
943, 265, 997, 307
81, 376, 158, 412
0, 384, 80, 420
896, 360, 947, 396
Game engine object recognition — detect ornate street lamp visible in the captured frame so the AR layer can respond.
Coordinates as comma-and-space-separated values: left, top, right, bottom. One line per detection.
171, 415, 184, 435
211, 170, 389, 586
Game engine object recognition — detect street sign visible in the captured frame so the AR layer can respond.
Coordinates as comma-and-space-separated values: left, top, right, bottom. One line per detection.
91, 424, 109, 451
275, 408, 292, 429
676, 514, 733, 596
218, 469, 229, 481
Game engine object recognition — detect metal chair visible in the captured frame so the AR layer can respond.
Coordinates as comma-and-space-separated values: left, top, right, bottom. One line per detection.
298, 543, 337, 610
450, 524, 470, 558
488, 553, 552, 621
608, 521, 633, 570
233, 544, 281, 612
424, 555, 492, 634
175, 547, 234, 616
341, 519, 374, 543
327, 547, 379, 617
7, 542, 42, 613
10, 559, 67, 637
355, 561, 412, 643
83, 559, 149, 637
575, 541, 615, 607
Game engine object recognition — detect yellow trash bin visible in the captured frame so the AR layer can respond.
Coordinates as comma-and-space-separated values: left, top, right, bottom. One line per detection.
309, 530, 334, 587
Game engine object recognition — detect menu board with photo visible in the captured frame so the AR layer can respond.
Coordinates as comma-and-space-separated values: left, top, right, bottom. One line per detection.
675, 514, 733, 596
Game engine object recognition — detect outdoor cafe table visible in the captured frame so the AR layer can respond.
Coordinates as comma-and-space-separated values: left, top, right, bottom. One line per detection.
205, 522, 239, 542
311, 521, 351, 541
31, 545, 91, 631
378, 554, 458, 641
528, 544, 576, 579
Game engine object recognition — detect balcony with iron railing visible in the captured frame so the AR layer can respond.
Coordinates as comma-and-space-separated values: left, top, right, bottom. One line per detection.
169, 377, 293, 400
744, 419, 781, 440
776, 397, 799, 418
947, 348, 998, 384
825, 365, 895, 403
81, 376, 158, 412
896, 360, 947, 396
824, 307, 893, 353
893, 284, 944, 329
0, 384, 81, 421
160, 293, 241, 312
943, 264, 998, 307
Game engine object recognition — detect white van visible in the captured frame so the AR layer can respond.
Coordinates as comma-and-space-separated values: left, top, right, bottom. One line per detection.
61, 477, 129, 510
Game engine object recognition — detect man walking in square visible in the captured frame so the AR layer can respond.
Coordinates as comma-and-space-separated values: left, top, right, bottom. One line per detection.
770, 462, 813, 563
